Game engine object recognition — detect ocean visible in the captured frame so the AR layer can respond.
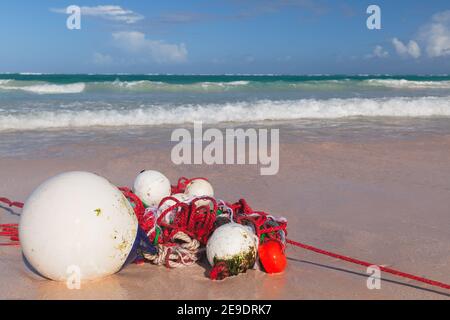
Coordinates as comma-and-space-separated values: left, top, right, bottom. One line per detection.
1, 74, 450, 129
0, 74, 449, 156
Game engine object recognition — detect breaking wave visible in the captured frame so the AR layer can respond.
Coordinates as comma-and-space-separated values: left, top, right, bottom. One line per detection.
0, 80, 252, 94
1, 78, 450, 94
0, 81, 85, 94
1, 96, 449, 131
364, 79, 450, 89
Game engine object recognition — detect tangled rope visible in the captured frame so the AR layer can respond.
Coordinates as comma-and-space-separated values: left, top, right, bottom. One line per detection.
120, 180, 217, 267
142, 231, 201, 268
1, 178, 449, 291
171, 177, 210, 194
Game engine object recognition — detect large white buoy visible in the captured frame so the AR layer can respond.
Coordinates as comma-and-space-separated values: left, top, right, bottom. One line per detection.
133, 170, 171, 207
206, 223, 258, 276
184, 179, 214, 207
19, 171, 138, 282
158, 193, 190, 224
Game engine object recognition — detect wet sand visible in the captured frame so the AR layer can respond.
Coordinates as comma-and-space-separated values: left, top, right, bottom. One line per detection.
0, 129, 449, 299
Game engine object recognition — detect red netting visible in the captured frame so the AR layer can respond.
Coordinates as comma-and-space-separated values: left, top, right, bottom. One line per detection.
1, 178, 449, 290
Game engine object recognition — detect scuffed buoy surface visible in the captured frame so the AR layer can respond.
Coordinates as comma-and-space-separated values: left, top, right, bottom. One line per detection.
19, 171, 138, 281
206, 223, 257, 276
185, 179, 214, 207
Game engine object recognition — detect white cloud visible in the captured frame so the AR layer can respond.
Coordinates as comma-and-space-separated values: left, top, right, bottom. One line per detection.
51, 5, 143, 24
112, 31, 188, 63
392, 38, 421, 59
93, 53, 113, 65
419, 10, 450, 58
432, 10, 450, 23
366, 45, 389, 59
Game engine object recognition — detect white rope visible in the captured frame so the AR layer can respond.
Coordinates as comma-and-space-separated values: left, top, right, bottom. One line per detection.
143, 231, 201, 268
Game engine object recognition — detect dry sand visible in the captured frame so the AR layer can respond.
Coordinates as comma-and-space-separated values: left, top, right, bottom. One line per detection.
0, 131, 449, 299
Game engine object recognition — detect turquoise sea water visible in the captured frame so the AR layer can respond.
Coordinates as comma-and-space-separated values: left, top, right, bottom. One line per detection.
0, 74, 449, 132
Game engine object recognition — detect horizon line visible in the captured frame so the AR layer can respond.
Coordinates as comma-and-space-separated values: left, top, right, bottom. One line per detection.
1, 73, 449, 77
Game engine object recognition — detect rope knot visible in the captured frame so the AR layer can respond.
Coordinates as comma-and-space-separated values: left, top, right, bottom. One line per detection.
143, 231, 201, 268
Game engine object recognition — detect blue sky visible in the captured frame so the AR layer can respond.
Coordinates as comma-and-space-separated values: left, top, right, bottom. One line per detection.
0, 0, 449, 74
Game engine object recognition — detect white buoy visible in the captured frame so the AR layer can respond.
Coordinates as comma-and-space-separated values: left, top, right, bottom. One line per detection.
133, 170, 171, 207
19, 171, 138, 281
206, 223, 258, 276
184, 179, 214, 207
158, 193, 190, 224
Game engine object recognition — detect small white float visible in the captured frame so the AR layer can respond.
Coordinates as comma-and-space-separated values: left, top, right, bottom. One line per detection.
206, 223, 258, 276
184, 179, 214, 207
133, 170, 171, 207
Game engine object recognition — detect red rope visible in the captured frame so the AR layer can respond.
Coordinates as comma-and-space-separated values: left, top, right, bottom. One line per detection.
155, 195, 218, 245
171, 177, 209, 194
0, 198, 24, 209
286, 239, 450, 290
118, 187, 146, 226
0, 198, 21, 246
210, 261, 230, 281
0, 225, 19, 245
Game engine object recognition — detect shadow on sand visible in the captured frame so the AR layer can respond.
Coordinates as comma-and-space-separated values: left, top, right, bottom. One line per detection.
288, 257, 450, 298
0, 204, 21, 217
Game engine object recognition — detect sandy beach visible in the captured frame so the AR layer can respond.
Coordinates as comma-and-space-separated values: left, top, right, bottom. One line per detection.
2, 1, 450, 304
1, 125, 449, 300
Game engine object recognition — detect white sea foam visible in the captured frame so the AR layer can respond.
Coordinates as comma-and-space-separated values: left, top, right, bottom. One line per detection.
19, 72, 44, 75
0, 96, 449, 131
364, 79, 450, 89
0, 78, 449, 94
0, 80, 252, 94
87, 80, 252, 92
0, 82, 85, 94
